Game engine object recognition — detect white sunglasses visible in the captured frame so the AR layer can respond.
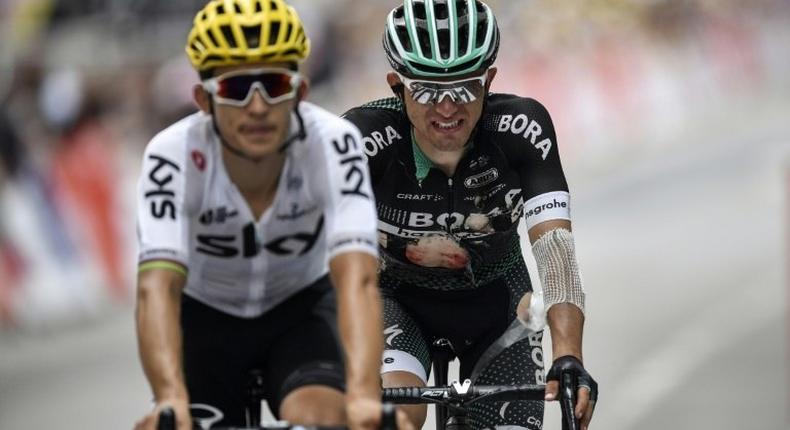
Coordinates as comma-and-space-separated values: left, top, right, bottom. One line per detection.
202, 67, 302, 107
397, 70, 489, 105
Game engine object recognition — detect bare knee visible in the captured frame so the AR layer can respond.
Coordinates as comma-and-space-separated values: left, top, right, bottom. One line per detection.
279, 385, 345, 425
383, 371, 427, 429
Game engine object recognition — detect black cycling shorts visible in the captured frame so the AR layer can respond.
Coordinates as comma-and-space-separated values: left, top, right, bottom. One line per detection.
380, 262, 546, 430
181, 275, 345, 426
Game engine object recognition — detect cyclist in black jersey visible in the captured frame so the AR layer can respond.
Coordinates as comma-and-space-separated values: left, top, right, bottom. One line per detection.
134, 2, 410, 430
342, 1, 598, 429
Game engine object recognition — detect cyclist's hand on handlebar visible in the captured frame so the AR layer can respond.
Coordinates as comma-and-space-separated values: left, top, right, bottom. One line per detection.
346, 397, 413, 430
133, 398, 192, 430
545, 355, 598, 430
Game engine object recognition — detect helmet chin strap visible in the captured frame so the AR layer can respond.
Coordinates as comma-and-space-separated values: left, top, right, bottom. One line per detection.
277, 104, 307, 152
208, 97, 307, 163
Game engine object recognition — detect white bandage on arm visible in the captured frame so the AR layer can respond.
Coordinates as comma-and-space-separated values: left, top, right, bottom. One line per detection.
531, 228, 586, 315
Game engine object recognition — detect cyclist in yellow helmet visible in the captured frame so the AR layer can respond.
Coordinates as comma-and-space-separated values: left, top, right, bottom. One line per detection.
134, 1, 408, 429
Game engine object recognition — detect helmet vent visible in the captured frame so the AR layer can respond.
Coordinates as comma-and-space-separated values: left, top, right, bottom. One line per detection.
475, 21, 486, 49
270, 0, 279, 10
207, 28, 219, 48
204, 54, 223, 65
437, 28, 450, 58
269, 21, 281, 46
221, 25, 236, 48
233, 2, 242, 14
456, 0, 468, 16
395, 28, 412, 51
254, 0, 263, 12
457, 25, 469, 50
416, 27, 433, 58
413, 3, 427, 19
217, 4, 225, 14
242, 25, 260, 48
435, 2, 449, 20
284, 23, 293, 41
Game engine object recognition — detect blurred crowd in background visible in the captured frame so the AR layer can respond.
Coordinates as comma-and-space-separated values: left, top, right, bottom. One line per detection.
1, 0, 788, 329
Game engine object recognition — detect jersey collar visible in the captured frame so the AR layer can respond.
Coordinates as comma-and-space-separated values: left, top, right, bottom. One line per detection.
411, 129, 434, 184
410, 128, 473, 185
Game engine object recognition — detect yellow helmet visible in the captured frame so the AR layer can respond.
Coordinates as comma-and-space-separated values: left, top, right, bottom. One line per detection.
186, 0, 310, 72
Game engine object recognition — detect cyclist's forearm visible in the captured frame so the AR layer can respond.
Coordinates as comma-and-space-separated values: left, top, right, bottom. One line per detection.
339, 279, 383, 399
528, 220, 586, 361
546, 303, 584, 360
330, 253, 384, 400
136, 274, 188, 401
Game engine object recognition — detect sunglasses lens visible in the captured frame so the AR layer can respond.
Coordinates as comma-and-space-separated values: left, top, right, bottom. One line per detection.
214, 71, 298, 104
260, 73, 297, 98
411, 86, 441, 104
215, 75, 257, 101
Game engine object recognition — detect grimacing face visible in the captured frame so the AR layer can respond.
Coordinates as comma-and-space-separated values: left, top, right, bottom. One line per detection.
388, 68, 497, 153
193, 62, 307, 160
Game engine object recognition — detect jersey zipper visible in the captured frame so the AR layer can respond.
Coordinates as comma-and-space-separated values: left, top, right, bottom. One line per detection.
446, 177, 455, 234
448, 164, 477, 286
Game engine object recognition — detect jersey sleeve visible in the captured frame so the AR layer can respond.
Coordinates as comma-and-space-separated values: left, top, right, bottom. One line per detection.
491, 96, 571, 230
342, 99, 407, 182
314, 118, 379, 259
136, 132, 191, 266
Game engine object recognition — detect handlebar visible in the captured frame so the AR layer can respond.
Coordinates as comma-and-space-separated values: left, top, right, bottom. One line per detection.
382, 383, 545, 404
382, 378, 581, 430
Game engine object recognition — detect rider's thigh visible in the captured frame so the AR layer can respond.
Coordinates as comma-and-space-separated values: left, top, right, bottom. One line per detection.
181, 295, 254, 425
279, 385, 345, 425
466, 333, 545, 430
263, 277, 345, 416
382, 370, 425, 388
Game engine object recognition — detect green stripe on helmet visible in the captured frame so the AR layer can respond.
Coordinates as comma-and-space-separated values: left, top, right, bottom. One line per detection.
403, 0, 423, 59
425, 0, 440, 64
465, 0, 476, 58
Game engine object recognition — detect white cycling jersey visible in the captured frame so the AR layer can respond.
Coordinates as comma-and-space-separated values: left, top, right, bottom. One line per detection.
136, 102, 378, 318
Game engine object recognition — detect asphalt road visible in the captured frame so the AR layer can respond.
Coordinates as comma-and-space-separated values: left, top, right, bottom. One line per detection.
1, 116, 787, 430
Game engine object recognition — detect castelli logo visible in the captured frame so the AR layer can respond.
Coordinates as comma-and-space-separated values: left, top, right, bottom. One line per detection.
191, 150, 206, 171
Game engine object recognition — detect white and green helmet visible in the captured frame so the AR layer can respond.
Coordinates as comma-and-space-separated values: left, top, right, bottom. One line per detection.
383, 0, 500, 78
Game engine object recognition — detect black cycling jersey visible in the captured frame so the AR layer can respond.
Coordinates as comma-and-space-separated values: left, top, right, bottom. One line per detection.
343, 94, 565, 429
343, 94, 570, 290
